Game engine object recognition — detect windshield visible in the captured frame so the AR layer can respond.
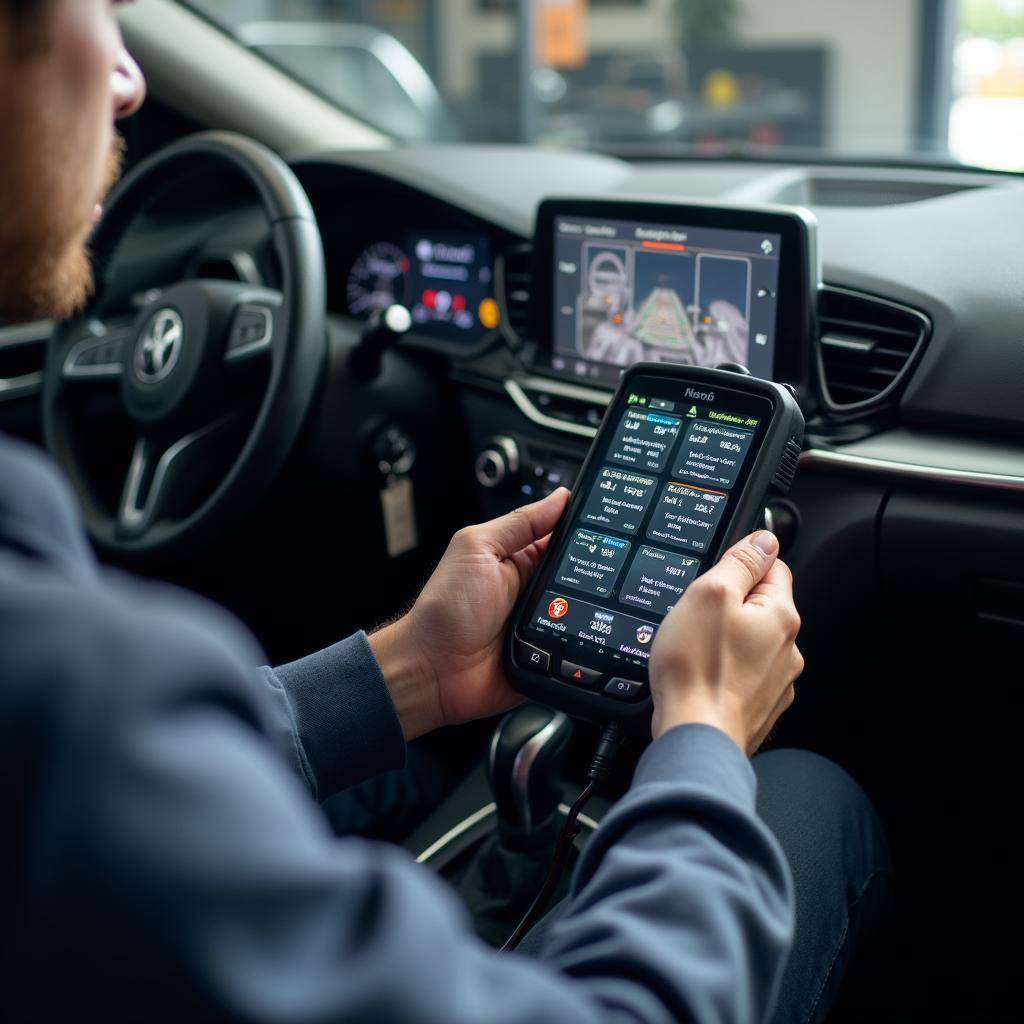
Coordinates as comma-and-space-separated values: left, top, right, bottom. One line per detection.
186, 1, 1024, 172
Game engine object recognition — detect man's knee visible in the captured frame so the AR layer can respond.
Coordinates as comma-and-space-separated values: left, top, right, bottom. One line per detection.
753, 749, 891, 886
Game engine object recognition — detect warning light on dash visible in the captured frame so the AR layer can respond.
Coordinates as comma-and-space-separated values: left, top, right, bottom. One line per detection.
479, 297, 500, 329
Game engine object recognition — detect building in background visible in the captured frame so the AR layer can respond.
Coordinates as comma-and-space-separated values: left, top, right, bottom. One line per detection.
191, 0, 1024, 171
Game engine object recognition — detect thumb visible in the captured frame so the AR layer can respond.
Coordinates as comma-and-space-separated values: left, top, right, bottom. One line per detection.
475, 487, 570, 559
702, 531, 779, 600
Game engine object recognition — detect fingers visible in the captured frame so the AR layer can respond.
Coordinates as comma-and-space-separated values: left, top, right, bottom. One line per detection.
693, 531, 779, 603
464, 488, 569, 560
746, 558, 794, 605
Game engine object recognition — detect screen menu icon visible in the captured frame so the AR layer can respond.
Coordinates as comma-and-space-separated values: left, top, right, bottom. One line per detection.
554, 528, 632, 598
607, 408, 682, 473
618, 544, 701, 616
673, 418, 756, 490
579, 467, 658, 535
531, 590, 658, 662
647, 481, 728, 554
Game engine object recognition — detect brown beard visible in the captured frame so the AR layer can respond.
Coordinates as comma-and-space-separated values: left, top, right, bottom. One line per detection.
0, 132, 125, 323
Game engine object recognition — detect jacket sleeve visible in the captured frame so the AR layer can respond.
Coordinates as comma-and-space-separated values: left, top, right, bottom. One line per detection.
259, 632, 408, 799
33, 583, 793, 1024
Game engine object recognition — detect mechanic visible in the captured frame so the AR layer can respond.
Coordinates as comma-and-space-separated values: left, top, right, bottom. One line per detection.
0, 3, 891, 1022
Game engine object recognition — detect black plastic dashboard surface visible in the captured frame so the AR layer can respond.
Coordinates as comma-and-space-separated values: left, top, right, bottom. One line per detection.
297, 149, 1024, 438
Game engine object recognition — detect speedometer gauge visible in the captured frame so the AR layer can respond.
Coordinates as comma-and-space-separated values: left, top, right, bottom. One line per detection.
346, 242, 410, 317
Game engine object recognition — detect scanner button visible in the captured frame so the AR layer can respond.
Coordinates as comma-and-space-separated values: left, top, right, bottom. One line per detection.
604, 677, 646, 702
560, 660, 602, 689
514, 639, 550, 674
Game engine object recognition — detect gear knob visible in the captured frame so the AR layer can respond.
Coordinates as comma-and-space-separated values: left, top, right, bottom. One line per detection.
488, 704, 573, 838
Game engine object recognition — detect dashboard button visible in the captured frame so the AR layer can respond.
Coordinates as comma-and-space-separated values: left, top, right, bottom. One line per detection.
513, 639, 550, 674
474, 436, 519, 489
560, 660, 602, 688
604, 677, 646, 702
475, 450, 506, 487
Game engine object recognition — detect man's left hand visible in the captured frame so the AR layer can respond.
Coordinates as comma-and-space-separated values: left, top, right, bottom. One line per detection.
368, 488, 569, 740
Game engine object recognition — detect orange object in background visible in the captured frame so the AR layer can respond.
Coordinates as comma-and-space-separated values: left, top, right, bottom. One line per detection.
478, 297, 500, 329
537, 0, 588, 69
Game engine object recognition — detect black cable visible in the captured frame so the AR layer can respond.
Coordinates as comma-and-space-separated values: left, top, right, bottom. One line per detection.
500, 722, 626, 952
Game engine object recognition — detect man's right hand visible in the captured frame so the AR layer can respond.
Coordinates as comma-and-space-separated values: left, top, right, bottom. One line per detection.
648, 530, 804, 754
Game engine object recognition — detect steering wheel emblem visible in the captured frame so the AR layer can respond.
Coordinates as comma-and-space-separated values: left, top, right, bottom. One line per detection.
134, 308, 183, 383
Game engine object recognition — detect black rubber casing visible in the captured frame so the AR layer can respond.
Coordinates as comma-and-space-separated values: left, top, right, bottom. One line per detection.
504, 363, 805, 732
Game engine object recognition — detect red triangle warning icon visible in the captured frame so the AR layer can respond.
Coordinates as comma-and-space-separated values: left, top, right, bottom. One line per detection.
572, 669, 583, 680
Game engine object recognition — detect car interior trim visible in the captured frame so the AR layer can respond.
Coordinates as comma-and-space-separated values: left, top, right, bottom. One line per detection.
119, 419, 228, 532
0, 320, 50, 403
0, 320, 52, 350
801, 447, 1024, 492
493, 242, 531, 351
0, 371, 44, 404
504, 376, 610, 439
415, 802, 497, 864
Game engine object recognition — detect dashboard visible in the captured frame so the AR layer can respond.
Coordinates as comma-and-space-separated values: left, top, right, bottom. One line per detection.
343, 233, 497, 346
297, 149, 1024, 481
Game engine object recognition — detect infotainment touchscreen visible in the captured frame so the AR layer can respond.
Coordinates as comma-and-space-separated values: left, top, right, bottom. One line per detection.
530, 199, 816, 391
553, 214, 779, 379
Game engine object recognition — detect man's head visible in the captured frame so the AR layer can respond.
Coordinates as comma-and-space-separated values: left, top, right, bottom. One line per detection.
0, 0, 145, 322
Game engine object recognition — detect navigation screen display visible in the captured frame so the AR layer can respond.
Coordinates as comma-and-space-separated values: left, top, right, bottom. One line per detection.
524, 378, 773, 679
550, 215, 781, 384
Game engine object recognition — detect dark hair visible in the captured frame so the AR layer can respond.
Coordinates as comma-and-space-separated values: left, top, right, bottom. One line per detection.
4, 0, 44, 18
2, 0, 54, 51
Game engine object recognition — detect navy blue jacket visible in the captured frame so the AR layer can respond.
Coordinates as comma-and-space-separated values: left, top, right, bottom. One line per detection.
0, 434, 793, 1022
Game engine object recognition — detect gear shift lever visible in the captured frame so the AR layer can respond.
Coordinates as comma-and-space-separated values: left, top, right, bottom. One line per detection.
488, 704, 572, 842
453, 706, 574, 945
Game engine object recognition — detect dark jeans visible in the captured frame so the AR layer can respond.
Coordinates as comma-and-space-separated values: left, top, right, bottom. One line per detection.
326, 745, 892, 1024
753, 750, 893, 1024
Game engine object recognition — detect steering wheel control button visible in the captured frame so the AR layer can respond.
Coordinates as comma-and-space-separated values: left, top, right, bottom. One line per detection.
560, 660, 602, 688
513, 639, 550, 674
63, 329, 130, 379
225, 305, 273, 362
604, 677, 645, 701
134, 308, 183, 384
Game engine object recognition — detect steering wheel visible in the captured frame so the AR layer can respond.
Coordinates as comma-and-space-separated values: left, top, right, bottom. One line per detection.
43, 132, 325, 557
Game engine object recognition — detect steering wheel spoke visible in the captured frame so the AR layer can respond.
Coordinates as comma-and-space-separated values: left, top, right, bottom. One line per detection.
224, 289, 283, 366
62, 318, 134, 382
117, 418, 233, 538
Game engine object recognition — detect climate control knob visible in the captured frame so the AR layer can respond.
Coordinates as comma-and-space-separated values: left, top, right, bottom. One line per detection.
474, 436, 520, 489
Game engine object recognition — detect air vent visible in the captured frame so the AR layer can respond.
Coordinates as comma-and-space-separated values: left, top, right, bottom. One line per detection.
497, 243, 532, 346
0, 320, 50, 404
818, 286, 930, 410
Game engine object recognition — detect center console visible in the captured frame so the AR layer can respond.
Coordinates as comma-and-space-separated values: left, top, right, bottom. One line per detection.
471, 197, 818, 511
